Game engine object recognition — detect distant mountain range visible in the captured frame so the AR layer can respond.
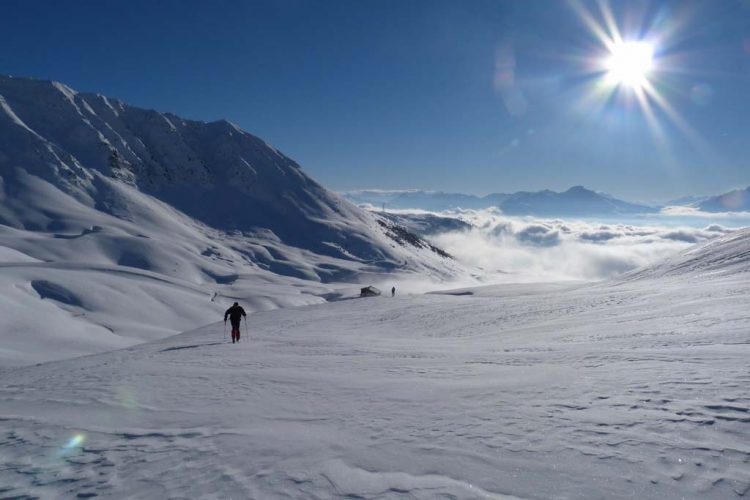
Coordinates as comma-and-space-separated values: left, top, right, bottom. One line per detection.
344, 185, 750, 215
497, 186, 655, 216
344, 186, 656, 216
697, 187, 750, 213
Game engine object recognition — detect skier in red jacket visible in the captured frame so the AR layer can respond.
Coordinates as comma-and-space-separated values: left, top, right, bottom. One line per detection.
224, 302, 247, 343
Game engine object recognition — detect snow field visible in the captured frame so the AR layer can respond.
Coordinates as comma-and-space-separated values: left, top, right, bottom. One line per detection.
1, 257, 749, 498
0, 171, 458, 368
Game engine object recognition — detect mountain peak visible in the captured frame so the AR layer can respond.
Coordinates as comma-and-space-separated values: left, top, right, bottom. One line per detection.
1, 73, 73, 93
564, 185, 594, 195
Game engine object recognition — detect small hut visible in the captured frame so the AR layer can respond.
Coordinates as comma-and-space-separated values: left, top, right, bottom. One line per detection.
360, 286, 381, 297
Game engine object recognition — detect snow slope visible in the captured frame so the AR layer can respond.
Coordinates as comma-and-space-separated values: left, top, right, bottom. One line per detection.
622, 226, 750, 280
0, 75, 459, 367
1, 229, 748, 498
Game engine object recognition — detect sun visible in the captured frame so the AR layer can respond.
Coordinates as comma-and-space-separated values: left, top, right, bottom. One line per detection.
605, 41, 654, 89
568, 0, 704, 151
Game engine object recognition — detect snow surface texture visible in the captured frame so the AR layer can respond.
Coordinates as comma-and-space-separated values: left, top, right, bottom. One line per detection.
0, 75, 459, 367
1, 229, 749, 498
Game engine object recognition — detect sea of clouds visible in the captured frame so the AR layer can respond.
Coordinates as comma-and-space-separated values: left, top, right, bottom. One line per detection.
385, 207, 748, 283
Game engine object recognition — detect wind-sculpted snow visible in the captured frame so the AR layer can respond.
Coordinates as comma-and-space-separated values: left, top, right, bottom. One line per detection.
1, 253, 749, 498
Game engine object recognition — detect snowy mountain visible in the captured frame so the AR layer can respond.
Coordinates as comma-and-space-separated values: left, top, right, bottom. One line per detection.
663, 187, 750, 213
343, 186, 656, 215
1, 222, 748, 498
0, 75, 458, 366
0, 74, 453, 269
697, 186, 750, 212
379, 211, 473, 236
342, 189, 490, 211
664, 194, 709, 208
498, 185, 655, 216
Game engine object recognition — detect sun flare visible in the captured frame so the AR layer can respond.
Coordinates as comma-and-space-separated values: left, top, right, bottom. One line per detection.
567, 0, 706, 155
605, 41, 654, 89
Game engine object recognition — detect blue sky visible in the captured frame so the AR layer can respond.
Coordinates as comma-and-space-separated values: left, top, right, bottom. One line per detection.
1, 0, 749, 200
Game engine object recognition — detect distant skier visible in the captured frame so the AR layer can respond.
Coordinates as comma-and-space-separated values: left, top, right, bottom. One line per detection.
224, 302, 247, 343
391, 286, 396, 297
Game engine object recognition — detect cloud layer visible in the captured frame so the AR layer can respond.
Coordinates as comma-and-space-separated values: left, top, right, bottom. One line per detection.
421, 209, 737, 282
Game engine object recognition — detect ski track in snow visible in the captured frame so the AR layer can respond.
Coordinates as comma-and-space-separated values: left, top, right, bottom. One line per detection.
1, 268, 749, 499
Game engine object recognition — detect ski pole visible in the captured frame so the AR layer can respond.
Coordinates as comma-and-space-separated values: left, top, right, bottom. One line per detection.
223, 320, 227, 340
244, 319, 248, 340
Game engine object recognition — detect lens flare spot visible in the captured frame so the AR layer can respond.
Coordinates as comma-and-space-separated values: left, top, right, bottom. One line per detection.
57, 433, 86, 457
721, 190, 746, 210
690, 83, 714, 106
65, 433, 85, 449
